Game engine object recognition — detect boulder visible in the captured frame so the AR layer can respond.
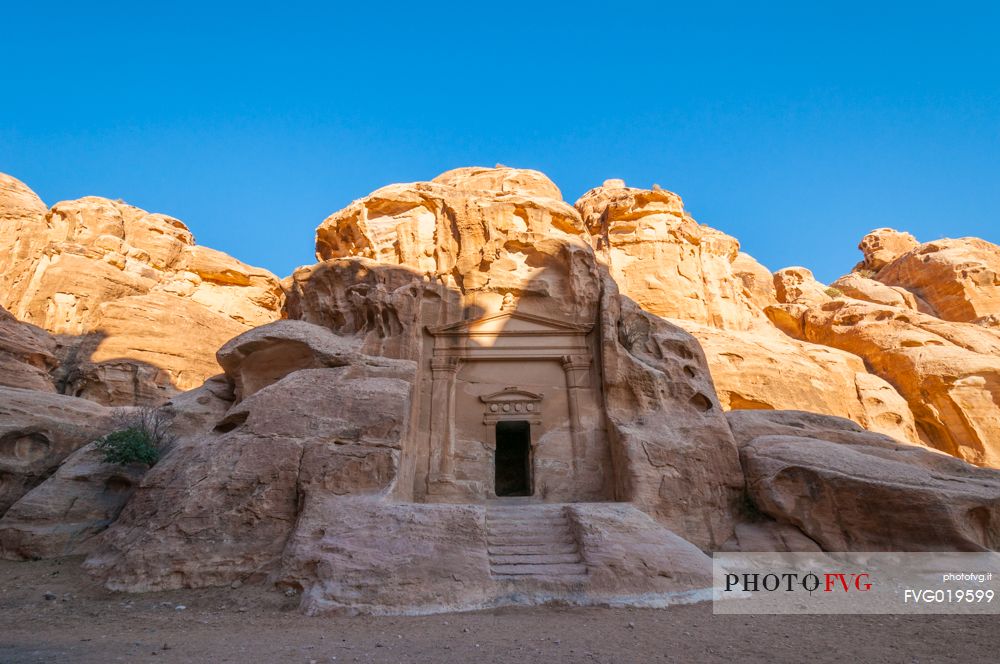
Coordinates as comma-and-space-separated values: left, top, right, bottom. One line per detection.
0, 387, 112, 515
567, 502, 713, 598
727, 410, 1000, 551
0, 442, 147, 559
831, 273, 922, 310
731, 252, 777, 310
278, 497, 493, 615
773, 266, 832, 305
216, 319, 362, 401
85, 361, 414, 591
856, 228, 919, 272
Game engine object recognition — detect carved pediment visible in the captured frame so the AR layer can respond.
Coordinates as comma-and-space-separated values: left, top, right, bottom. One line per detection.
480, 386, 543, 418
427, 311, 591, 337
480, 387, 544, 403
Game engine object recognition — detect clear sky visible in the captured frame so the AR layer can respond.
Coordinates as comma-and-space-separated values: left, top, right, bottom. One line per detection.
2, 1, 997, 283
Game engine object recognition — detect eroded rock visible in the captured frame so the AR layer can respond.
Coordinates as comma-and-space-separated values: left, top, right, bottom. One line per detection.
0, 442, 147, 559
0, 176, 284, 406
0, 387, 112, 515
767, 299, 1000, 467
728, 410, 1000, 551
0, 306, 57, 393
874, 237, 1000, 323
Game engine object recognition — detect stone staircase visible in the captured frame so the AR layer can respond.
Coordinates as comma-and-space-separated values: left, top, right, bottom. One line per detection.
486, 503, 588, 582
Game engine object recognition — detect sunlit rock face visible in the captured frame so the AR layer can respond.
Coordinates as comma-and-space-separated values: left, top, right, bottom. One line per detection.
767, 298, 1000, 467
873, 236, 1000, 324
751, 228, 1000, 468
574, 181, 921, 445
0, 173, 284, 406
1, 165, 999, 615
300, 167, 744, 549
576, 180, 763, 331
311, 166, 597, 332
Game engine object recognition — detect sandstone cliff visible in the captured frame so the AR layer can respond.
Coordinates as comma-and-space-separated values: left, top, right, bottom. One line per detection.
1, 165, 999, 615
575, 180, 923, 446
767, 229, 1000, 467
0, 173, 284, 406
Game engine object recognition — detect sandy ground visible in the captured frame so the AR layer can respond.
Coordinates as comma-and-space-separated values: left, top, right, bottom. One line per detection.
1, 557, 997, 663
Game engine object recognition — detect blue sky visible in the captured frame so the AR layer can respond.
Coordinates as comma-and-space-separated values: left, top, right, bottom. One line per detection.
2, 1, 997, 283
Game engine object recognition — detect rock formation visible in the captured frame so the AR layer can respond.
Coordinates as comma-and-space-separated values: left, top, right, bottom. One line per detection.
728, 410, 1000, 551
874, 236, 1000, 323
0, 441, 148, 560
768, 297, 1000, 467
757, 228, 1000, 467
574, 180, 921, 444
0, 306, 58, 393
0, 166, 999, 615
0, 174, 284, 406
0, 387, 112, 514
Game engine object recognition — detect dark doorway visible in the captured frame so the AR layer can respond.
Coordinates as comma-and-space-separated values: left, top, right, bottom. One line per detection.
494, 420, 531, 496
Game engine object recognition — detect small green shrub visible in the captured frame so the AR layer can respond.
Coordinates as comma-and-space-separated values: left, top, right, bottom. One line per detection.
824, 286, 844, 298
97, 427, 159, 465
97, 407, 174, 466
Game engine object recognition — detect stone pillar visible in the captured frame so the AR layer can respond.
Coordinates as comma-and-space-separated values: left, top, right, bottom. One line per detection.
562, 354, 591, 478
428, 355, 461, 486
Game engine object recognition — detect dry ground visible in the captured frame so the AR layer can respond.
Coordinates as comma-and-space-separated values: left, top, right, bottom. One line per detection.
1, 558, 996, 663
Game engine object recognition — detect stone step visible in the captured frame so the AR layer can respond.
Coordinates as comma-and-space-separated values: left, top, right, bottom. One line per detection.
493, 574, 590, 584
487, 514, 568, 524
488, 543, 580, 556
488, 512, 567, 520
491, 563, 589, 576
487, 533, 576, 546
486, 507, 566, 518
487, 523, 571, 535
489, 553, 582, 565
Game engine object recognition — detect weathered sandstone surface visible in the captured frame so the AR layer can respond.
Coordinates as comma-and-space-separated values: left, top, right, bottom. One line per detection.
298, 168, 742, 548
0, 306, 58, 393
0, 387, 112, 514
675, 320, 921, 444
767, 298, 1000, 467
728, 410, 1000, 551
873, 235, 1000, 323
85, 321, 415, 591
574, 180, 921, 443
0, 441, 147, 559
0, 174, 284, 406
85, 318, 714, 613
0, 166, 998, 615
